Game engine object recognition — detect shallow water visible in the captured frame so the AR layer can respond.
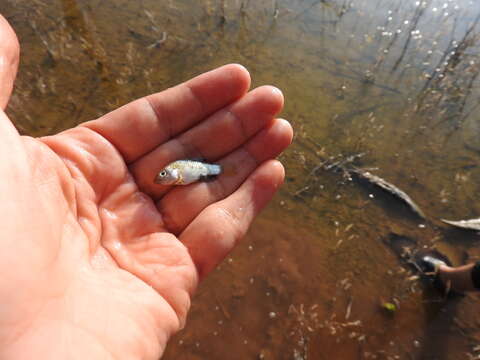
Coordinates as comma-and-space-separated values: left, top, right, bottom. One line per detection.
4, 0, 480, 358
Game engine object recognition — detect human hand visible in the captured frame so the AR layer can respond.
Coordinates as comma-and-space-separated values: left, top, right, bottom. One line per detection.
0, 15, 292, 360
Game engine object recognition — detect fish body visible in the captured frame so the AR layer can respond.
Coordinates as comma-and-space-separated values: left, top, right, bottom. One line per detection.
441, 218, 480, 231
351, 169, 426, 219
154, 160, 222, 185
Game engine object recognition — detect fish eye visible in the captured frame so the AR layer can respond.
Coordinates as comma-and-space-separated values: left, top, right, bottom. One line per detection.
160, 170, 167, 177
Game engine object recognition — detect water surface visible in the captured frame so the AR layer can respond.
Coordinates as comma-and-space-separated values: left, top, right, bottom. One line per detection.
4, 0, 480, 358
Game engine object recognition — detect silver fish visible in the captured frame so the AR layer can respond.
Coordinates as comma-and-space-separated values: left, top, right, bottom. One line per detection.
349, 169, 426, 220
154, 160, 222, 185
441, 218, 480, 231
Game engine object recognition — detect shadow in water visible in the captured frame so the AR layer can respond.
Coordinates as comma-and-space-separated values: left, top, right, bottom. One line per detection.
418, 294, 464, 360
440, 227, 480, 253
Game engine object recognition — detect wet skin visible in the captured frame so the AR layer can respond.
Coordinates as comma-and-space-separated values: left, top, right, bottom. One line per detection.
0, 15, 292, 360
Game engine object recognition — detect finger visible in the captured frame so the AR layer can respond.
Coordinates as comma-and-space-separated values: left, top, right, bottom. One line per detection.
0, 15, 20, 109
179, 160, 285, 278
130, 86, 284, 198
158, 118, 293, 233
82, 64, 251, 163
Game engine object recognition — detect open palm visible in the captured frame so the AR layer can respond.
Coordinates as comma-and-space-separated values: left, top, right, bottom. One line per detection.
0, 17, 292, 360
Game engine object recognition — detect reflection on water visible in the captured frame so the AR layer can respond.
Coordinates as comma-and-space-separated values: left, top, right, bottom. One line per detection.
4, 0, 480, 358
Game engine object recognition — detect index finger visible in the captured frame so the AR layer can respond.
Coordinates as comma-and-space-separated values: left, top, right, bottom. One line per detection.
82, 64, 251, 163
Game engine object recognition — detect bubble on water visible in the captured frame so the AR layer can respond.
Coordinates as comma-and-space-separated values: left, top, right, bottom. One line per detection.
433, 7, 438, 12
269, 312, 277, 319
404, 20, 409, 24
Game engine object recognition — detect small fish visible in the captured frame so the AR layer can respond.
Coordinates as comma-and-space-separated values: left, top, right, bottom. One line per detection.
154, 160, 222, 185
350, 169, 426, 220
441, 218, 480, 231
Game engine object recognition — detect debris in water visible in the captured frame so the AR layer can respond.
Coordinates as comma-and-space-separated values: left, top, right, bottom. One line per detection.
440, 218, 480, 231
381, 302, 397, 313
147, 31, 168, 49
334, 239, 344, 249
345, 298, 353, 320
383, 233, 417, 261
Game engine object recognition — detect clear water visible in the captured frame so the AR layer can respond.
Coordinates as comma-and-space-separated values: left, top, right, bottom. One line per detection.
4, 0, 480, 358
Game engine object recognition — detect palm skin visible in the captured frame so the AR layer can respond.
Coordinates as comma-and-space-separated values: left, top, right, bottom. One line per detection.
0, 16, 292, 360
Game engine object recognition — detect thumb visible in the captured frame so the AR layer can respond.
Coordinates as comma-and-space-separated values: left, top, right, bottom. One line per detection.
0, 14, 20, 110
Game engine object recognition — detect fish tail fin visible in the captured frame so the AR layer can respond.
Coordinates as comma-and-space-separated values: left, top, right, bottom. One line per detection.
208, 164, 222, 175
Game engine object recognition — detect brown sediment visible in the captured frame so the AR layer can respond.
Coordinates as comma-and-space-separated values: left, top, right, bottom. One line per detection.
5, 0, 480, 359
